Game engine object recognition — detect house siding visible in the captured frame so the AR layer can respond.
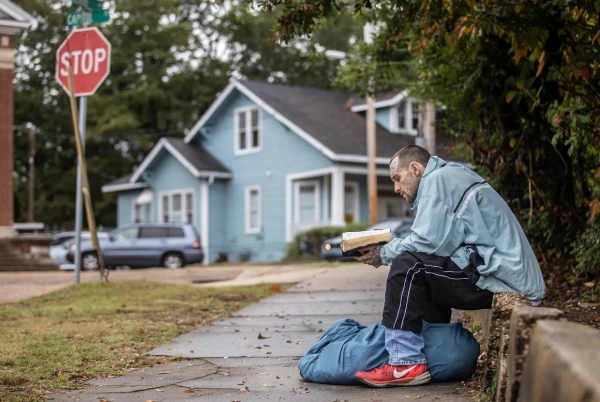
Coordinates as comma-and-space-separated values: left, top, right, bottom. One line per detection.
117, 190, 143, 226
376, 108, 392, 131
195, 90, 335, 262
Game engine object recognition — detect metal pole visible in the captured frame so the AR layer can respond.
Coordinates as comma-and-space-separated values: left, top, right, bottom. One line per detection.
28, 126, 36, 222
74, 96, 86, 284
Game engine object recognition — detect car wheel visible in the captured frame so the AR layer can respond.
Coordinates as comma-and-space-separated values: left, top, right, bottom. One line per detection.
163, 253, 183, 269
82, 252, 99, 271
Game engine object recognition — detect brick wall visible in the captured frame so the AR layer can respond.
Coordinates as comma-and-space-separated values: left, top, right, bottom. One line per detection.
0, 34, 15, 227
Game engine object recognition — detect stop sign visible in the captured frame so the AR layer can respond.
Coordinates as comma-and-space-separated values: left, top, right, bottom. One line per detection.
56, 27, 111, 96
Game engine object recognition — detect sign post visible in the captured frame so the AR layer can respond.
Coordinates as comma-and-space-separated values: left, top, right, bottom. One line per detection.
56, 27, 111, 283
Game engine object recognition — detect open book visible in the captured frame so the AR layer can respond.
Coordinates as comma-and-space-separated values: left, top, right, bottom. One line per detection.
341, 228, 392, 257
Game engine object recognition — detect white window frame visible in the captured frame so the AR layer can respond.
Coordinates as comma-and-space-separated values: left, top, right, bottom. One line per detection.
234, 106, 262, 155
294, 180, 321, 224
245, 185, 262, 234
344, 181, 360, 223
390, 98, 419, 136
158, 189, 195, 224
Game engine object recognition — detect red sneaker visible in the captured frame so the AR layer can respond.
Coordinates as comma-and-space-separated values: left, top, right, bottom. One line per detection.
355, 363, 430, 387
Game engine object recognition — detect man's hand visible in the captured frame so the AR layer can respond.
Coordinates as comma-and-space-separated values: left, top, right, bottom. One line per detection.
355, 244, 383, 268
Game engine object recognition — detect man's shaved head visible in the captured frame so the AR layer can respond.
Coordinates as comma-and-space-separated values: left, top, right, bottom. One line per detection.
389, 145, 431, 176
389, 145, 431, 204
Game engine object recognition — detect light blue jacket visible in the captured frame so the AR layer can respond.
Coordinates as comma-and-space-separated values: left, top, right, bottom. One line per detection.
380, 157, 545, 301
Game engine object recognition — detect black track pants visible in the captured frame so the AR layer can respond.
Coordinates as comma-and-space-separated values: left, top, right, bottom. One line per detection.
382, 251, 494, 334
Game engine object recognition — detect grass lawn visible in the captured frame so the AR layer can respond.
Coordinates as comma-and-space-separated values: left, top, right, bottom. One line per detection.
0, 281, 288, 402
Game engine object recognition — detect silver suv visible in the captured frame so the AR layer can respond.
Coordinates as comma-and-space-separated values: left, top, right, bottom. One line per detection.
66, 223, 204, 270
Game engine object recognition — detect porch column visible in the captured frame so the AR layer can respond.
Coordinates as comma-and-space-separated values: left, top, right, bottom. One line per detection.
331, 168, 345, 226
200, 178, 209, 265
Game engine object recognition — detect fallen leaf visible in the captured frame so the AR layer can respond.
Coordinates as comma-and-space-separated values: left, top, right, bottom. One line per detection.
270, 284, 281, 292
184, 389, 194, 394
99, 400, 111, 402
258, 333, 270, 339
584, 282, 595, 288
240, 386, 250, 392
261, 384, 271, 388
292, 387, 310, 394
144, 400, 157, 402
405, 396, 423, 399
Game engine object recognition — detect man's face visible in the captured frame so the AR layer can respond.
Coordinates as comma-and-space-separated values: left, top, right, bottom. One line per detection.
390, 160, 422, 204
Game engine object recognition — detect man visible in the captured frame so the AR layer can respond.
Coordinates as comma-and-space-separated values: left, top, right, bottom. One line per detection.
354, 145, 545, 387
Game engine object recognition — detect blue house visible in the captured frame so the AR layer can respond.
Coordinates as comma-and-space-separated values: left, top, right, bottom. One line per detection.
101, 80, 454, 264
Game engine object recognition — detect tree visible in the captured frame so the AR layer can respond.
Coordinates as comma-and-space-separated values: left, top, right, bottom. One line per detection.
218, 2, 361, 89
259, 0, 600, 270
12, 0, 231, 229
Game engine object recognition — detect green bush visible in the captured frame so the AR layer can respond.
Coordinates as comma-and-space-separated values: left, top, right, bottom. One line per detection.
572, 219, 600, 276
285, 222, 370, 261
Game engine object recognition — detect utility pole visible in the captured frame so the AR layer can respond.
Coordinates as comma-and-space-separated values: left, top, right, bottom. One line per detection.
325, 23, 379, 225
28, 125, 36, 222
364, 24, 378, 225
366, 86, 378, 225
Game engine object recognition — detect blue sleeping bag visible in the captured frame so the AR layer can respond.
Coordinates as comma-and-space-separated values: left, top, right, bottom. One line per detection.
298, 319, 479, 385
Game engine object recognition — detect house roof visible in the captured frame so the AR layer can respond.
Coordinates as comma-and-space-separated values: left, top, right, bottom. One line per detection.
128, 137, 231, 185
241, 80, 415, 159
0, 0, 35, 29
165, 137, 231, 174
101, 174, 149, 193
350, 89, 408, 112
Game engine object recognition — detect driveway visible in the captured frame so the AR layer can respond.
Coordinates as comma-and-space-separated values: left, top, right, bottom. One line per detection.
0, 263, 334, 304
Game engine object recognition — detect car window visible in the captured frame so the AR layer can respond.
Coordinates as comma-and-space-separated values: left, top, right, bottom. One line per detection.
50, 235, 73, 246
139, 227, 168, 238
113, 228, 139, 241
168, 227, 185, 238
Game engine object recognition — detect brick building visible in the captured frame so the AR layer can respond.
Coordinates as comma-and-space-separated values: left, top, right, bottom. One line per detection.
0, 0, 33, 237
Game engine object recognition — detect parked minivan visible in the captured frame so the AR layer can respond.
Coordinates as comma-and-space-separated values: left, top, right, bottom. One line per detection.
66, 223, 203, 270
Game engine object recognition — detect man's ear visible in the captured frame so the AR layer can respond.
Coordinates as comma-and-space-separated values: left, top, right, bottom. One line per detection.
409, 161, 421, 177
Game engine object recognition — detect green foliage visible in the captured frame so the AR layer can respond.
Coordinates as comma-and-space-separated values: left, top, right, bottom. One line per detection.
286, 222, 370, 261
260, 0, 600, 273
572, 219, 600, 276
11, 0, 359, 230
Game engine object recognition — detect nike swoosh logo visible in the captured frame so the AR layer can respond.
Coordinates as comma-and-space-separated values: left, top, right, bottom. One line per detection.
393, 365, 416, 379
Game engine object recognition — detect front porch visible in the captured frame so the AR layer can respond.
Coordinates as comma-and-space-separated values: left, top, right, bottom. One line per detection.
285, 166, 412, 241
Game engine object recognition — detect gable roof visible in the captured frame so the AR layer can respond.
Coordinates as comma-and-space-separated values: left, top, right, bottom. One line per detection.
185, 80, 416, 164
101, 174, 149, 193
0, 0, 34, 29
129, 137, 231, 184
350, 89, 408, 112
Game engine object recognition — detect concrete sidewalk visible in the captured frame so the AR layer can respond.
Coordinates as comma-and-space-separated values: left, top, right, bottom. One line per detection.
48, 264, 470, 402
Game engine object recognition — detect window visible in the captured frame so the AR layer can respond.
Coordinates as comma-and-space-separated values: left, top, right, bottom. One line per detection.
185, 193, 193, 224
245, 186, 261, 234
235, 107, 261, 154
134, 204, 143, 223
344, 182, 360, 224
139, 226, 168, 238
114, 227, 139, 241
160, 190, 195, 225
398, 101, 406, 130
168, 227, 185, 238
294, 181, 320, 223
393, 99, 420, 135
162, 195, 169, 223
412, 101, 420, 132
